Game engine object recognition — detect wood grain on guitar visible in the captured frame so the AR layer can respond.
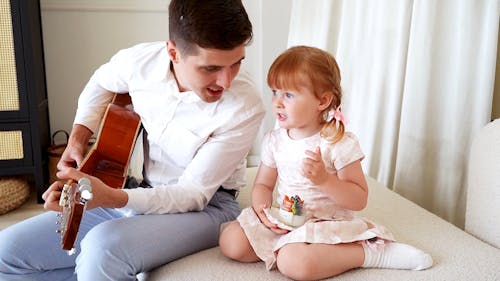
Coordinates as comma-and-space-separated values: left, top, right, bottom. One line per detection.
57, 93, 141, 252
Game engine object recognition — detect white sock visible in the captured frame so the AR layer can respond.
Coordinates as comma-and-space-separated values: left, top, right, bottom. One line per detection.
362, 241, 433, 270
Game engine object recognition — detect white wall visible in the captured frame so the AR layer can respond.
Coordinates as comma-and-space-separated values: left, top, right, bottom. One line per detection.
243, 0, 292, 165
494, 31, 500, 120
40, 0, 291, 157
41, 0, 168, 142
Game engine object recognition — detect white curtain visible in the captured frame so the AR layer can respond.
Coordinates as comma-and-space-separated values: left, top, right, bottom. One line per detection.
288, 0, 499, 227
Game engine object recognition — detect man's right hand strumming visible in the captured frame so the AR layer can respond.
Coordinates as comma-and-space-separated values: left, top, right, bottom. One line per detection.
57, 124, 94, 170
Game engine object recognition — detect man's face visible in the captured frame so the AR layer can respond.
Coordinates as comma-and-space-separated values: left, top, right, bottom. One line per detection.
168, 41, 245, 103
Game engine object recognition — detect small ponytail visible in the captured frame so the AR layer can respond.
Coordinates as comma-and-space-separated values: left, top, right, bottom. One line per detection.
320, 106, 346, 144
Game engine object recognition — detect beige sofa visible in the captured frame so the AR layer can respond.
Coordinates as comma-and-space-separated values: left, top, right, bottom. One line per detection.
140, 119, 500, 281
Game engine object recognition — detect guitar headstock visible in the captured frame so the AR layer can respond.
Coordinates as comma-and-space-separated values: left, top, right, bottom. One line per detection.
57, 178, 93, 253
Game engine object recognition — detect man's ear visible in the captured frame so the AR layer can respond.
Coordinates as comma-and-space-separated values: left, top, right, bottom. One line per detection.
318, 91, 334, 111
166, 40, 179, 63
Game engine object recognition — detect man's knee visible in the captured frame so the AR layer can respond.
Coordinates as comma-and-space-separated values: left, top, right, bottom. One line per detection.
76, 222, 135, 279
78, 221, 127, 265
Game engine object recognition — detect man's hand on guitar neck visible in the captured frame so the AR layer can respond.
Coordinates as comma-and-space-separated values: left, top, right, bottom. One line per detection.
42, 167, 129, 211
44, 124, 94, 213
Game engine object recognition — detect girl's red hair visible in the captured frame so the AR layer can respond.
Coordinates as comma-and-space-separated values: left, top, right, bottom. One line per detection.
267, 46, 345, 143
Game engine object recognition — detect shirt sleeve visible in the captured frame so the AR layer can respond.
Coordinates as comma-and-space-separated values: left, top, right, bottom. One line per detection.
260, 130, 277, 168
331, 132, 365, 171
73, 45, 136, 132
119, 87, 265, 215
77, 46, 265, 215
120, 105, 265, 214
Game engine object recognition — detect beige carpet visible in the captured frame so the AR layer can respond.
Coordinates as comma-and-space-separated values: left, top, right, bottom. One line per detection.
0, 192, 45, 230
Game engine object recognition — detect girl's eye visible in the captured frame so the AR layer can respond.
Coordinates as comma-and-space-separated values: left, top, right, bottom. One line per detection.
285, 92, 293, 98
271, 90, 277, 96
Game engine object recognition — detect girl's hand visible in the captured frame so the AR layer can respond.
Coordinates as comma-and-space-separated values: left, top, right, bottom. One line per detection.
253, 204, 289, 235
302, 146, 329, 185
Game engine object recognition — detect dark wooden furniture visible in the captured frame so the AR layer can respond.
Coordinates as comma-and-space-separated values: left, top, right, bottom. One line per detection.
0, 0, 50, 203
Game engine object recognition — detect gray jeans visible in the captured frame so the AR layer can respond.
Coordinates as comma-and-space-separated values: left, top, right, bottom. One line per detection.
0, 190, 240, 281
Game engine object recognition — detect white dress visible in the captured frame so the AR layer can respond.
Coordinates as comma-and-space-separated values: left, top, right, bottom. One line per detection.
237, 128, 395, 270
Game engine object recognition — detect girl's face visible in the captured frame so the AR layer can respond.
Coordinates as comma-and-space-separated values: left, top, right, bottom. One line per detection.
271, 85, 327, 139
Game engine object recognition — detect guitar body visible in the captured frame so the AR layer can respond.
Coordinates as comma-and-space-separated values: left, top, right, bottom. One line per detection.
58, 93, 141, 251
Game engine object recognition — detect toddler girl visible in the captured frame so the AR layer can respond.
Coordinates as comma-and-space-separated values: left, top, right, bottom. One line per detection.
219, 46, 432, 280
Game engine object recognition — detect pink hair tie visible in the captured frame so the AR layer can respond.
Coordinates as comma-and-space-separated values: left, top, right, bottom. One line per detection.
327, 107, 348, 124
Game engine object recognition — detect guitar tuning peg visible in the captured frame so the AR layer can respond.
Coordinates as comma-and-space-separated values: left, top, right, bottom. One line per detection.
78, 178, 93, 202
78, 178, 91, 187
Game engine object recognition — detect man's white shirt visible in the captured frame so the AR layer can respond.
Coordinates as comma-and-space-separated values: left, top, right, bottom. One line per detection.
74, 42, 265, 214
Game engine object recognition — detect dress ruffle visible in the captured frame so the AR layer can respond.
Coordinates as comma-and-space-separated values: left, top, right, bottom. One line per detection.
237, 207, 395, 270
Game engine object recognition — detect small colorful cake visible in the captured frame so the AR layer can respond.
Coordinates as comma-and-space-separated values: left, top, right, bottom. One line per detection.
279, 195, 305, 227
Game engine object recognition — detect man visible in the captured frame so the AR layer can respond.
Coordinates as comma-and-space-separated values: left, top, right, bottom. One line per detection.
0, 0, 265, 280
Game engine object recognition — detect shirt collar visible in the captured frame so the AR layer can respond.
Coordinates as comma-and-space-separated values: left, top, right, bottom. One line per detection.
165, 68, 220, 116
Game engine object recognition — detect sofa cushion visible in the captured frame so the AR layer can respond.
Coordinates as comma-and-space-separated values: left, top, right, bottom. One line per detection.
141, 167, 500, 281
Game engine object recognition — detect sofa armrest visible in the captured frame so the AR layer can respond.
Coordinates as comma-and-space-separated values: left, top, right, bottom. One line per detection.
466, 118, 500, 248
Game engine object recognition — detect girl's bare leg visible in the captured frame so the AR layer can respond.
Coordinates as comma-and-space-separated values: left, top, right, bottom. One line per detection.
219, 221, 260, 262
276, 241, 433, 281
276, 242, 364, 281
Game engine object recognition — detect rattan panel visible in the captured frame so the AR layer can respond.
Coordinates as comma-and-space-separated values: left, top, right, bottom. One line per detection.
0, 0, 20, 111
0, 130, 23, 160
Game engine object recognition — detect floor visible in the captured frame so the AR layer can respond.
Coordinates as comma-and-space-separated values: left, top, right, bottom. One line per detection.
0, 191, 46, 230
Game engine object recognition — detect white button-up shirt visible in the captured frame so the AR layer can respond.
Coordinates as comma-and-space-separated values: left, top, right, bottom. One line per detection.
74, 42, 265, 214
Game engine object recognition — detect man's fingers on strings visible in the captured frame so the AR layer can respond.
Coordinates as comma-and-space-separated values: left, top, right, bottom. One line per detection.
56, 167, 87, 183
42, 180, 64, 200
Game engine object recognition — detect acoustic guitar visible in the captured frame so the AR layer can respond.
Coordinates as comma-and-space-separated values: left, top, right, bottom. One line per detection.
57, 93, 141, 252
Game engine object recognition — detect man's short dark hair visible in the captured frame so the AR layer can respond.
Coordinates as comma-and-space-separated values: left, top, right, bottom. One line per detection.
169, 0, 253, 55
